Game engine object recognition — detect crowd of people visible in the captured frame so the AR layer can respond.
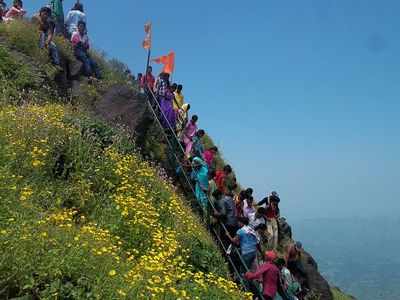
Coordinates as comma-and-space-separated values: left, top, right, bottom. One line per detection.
141, 66, 310, 300
1, 1, 311, 299
0, 0, 101, 79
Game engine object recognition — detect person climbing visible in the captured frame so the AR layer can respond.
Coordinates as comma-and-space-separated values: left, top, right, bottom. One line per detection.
173, 84, 184, 111
243, 196, 256, 221
32, 6, 60, 66
275, 258, 301, 300
191, 157, 209, 211
49, 0, 64, 35
176, 103, 190, 136
258, 191, 280, 250
4, 0, 25, 21
221, 185, 238, 248
181, 115, 198, 158
156, 73, 176, 130
250, 207, 267, 229
141, 66, 155, 92
192, 129, 205, 158
215, 164, 233, 194
225, 217, 260, 272
203, 146, 218, 171
286, 241, 308, 287
65, 2, 86, 38
71, 20, 101, 79
244, 250, 280, 300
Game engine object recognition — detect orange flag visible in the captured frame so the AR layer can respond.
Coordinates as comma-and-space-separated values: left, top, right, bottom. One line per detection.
142, 22, 152, 50
152, 51, 175, 74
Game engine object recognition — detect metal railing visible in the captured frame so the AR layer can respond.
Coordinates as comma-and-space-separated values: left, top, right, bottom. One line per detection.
142, 86, 265, 300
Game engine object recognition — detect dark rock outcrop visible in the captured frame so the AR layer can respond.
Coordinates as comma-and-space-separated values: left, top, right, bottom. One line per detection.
93, 84, 153, 147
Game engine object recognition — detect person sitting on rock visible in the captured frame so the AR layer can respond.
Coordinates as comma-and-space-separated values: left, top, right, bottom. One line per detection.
4, 0, 26, 22
49, 0, 64, 35
0, 0, 7, 22
65, 2, 86, 38
71, 21, 101, 79
244, 250, 280, 300
32, 6, 60, 66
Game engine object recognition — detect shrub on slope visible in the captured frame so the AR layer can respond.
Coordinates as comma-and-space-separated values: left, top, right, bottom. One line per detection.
0, 104, 251, 299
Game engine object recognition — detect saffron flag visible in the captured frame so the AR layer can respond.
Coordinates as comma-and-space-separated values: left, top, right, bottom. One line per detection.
152, 51, 175, 74
142, 22, 152, 50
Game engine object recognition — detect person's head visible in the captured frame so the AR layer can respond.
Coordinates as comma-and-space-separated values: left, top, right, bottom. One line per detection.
177, 84, 183, 93
210, 146, 218, 154
171, 83, 177, 92
191, 157, 203, 170
275, 258, 286, 270
137, 73, 143, 80
208, 170, 216, 181
245, 188, 253, 197
254, 223, 267, 234
73, 2, 84, 12
256, 207, 267, 218
14, 0, 22, 8
39, 6, 51, 20
265, 250, 277, 262
196, 129, 205, 138
77, 20, 86, 34
147, 66, 152, 74
212, 189, 223, 200
295, 241, 303, 251
238, 217, 249, 228
191, 115, 198, 124
223, 164, 232, 175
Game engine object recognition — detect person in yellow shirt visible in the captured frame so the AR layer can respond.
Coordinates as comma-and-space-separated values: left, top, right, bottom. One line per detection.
173, 84, 184, 111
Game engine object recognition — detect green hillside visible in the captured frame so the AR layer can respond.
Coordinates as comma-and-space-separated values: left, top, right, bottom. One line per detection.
0, 21, 251, 300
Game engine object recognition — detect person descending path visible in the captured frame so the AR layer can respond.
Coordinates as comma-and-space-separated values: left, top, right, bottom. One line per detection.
32, 6, 60, 66
173, 84, 184, 111
71, 20, 101, 79
4, 0, 25, 21
192, 129, 205, 158
156, 72, 176, 130
181, 115, 198, 158
225, 217, 260, 272
176, 103, 190, 136
191, 157, 209, 211
65, 1, 86, 38
49, 0, 64, 35
276, 258, 301, 300
258, 191, 280, 250
286, 241, 309, 290
203, 146, 218, 171
245, 250, 280, 300
215, 164, 233, 194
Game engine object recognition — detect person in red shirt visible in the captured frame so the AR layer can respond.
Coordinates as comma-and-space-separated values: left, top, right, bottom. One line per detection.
258, 192, 280, 250
245, 250, 280, 300
141, 66, 155, 91
215, 164, 233, 194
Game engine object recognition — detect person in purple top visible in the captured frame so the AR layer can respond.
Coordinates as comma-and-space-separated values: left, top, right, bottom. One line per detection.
181, 115, 198, 158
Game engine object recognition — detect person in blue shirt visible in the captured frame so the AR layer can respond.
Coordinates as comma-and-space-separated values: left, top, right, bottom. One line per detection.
192, 129, 205, 158
191, 156, 209, 211
226, 216, 260, 272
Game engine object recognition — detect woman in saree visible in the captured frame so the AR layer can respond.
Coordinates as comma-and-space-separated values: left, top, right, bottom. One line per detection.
191, 157, 209, 210
156, 73, 176, 130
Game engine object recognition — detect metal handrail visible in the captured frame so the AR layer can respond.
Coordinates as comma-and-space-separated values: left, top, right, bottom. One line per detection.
142, 86, 265, 299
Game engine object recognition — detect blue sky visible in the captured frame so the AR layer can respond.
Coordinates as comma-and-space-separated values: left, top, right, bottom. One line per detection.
25, 0, 400, 219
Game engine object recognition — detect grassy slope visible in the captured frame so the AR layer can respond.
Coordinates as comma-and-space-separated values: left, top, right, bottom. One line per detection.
0, 21, 251, 299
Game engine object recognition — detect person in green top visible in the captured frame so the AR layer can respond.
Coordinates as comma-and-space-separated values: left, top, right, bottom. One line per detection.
49, 0, 64, 35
